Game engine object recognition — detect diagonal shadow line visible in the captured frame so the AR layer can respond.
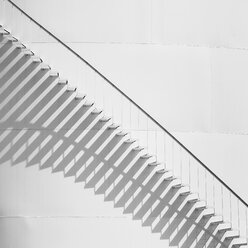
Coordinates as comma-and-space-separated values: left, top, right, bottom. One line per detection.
0, 61, 50, 112
88, 146, 142, 192
123, 173, 171, 214
29, 110, 97, 168
0, 52, 34, 87
0, 35, 231, 248
0, 53, 32, 95
133, 179, 175, 220
13, 90, 78, 164
208, 229, 229, 248
170, 207, 205, 245
142, 186, 184, 232
0, 61, 216, 248
180, 213, 215, 248
0, 77, 63, 161
0, 40, 13, 62
3, 71, 54, 124
76, 138, 134, 183
0, 63, 48, 117
0, 66, 131, 176
161, 200, 197, 239
1, 115, 215, 248
103, 157, 151, 202
76, 132, 128, 185
53, 125, 116, 174
194, 222, 220, 248
0, 95, 229, 248
0, 47, 27, 79
168, 205, 230, 248
151, 192, 189, 232
160, 202, 229, 248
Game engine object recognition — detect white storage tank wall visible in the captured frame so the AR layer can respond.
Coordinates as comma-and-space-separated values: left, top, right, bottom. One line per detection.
8, 0, 248, 134
1, 0, 248, 247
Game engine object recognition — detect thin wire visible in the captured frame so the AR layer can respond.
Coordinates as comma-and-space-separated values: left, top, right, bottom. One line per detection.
8, 0, 248, 211
6, 0, 248, 210
6, 2, 248, 229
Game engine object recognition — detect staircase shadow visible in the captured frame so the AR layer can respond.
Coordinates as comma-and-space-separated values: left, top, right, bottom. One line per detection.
0, 36, 230, 248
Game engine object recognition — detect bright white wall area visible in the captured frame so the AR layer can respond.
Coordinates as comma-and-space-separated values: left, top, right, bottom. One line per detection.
1, 0, 248, 247
11, 0, 248, 48
6, 0, 248, 134
67, 43, 248, 134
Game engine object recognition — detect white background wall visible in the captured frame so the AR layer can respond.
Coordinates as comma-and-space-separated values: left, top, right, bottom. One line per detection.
1, 0, 248, 247
5, 0, 248, 132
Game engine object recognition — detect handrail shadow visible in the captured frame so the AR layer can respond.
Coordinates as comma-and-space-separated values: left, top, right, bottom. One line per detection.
0, 44, 230, 248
